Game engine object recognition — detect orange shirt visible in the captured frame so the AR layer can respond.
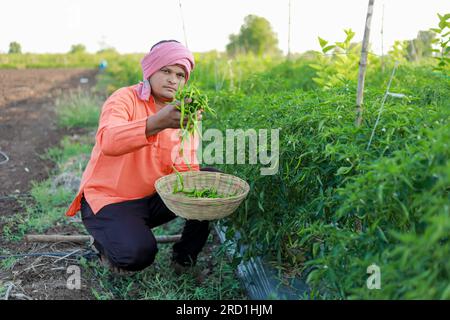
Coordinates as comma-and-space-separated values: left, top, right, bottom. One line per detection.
65, 85, 199, 217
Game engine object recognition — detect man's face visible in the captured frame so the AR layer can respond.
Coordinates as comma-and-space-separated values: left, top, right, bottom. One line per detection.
149, 64, 186, 103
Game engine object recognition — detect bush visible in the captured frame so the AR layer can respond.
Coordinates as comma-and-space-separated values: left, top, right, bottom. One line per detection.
205, 64, 449, 299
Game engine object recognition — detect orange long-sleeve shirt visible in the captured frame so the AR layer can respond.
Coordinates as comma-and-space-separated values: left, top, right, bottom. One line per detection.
65, 85, 199, 217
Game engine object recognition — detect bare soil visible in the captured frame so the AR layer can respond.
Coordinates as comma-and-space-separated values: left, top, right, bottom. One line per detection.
0, 68, 97, 202
0, 69, 98, 300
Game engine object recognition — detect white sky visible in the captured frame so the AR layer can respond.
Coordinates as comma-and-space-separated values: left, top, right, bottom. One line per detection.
1, 0, 449, 54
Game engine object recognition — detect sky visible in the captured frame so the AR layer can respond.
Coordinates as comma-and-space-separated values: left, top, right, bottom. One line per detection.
1, 0, 449, 55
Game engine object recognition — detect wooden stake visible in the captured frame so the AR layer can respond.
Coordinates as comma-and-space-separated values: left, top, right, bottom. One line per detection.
25, 234, 182, 244
381, 2, 385, 72
355, 0, 375, 127
288, 0, 292, 60
179, 0, 189, 48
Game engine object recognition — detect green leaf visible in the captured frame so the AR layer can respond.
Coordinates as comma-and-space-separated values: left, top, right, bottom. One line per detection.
336, 166, 353, 176
377, 184, 384, 205
394, 197, 410, 221
309, 63, 324, 70
312, 77, 325, 85
312, 242, 321, 258
318, 37, 328, 48
377, 226, 389, 243
430, 28, 441, 34
335, 41, 346, 50
344, 29, 356, 42
322, 45, 336, 53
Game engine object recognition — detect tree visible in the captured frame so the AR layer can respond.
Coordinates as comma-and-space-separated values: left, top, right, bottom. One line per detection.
70, 44, 86, 54
8, 42, 22, 54
388, 40, 408, 63
97, 47, 118, 55
226, 15, 281, 57
430, 13, 450, 72
406, 30, 435, 61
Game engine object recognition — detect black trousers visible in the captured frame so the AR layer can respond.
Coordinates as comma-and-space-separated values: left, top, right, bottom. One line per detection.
80, 167, 221, 271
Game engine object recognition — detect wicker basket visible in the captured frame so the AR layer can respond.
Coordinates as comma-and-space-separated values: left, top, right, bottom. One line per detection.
155, 171, 250, 221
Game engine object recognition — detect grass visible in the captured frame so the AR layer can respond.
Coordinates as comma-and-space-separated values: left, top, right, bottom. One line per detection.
1, 179, 79, 242
55, 90, 103, 129
79, 222, 246, 300
43, 136, 94, 166
0, 249, 18, 270
0, 283, 7, 297
76, 197, 245, 300
1, 136, 93, 242
0, 52, 122, 69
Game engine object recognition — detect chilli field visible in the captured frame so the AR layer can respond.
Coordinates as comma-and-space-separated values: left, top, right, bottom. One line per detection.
0, 15, 449, 300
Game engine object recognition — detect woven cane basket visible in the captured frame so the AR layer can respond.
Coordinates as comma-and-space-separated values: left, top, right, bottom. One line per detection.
155, 171, 250, 221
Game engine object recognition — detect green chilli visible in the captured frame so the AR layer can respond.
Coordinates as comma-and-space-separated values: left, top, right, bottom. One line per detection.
171, 166, 226, 198
174, 84, 216, 155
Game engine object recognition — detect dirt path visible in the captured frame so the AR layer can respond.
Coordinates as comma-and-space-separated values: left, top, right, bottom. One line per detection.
0, 68, 99, 299
0, 69, 97, 216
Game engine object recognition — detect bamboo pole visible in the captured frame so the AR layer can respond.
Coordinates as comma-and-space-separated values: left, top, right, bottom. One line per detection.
288, 0, 292, 60
381, 2, 385, 72
179, 0, 189, 48
355, 0, 375, 127
25, 234, 182, 244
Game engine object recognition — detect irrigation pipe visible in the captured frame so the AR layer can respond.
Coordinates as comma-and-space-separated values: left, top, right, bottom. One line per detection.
0, 150, 9, 165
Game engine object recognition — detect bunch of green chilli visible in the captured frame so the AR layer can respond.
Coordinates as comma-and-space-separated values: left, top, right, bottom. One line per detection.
174, 84, 216, 147
172, 169, 225, 198
170, 86, 223, 198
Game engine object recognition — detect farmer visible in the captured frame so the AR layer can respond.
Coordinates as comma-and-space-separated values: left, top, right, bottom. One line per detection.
65, 40, 216, 274
98, 59, 108, 72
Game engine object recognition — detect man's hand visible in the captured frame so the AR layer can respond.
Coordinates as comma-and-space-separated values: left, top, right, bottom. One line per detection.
145, 98, 203, 137
155, 98, 192, 129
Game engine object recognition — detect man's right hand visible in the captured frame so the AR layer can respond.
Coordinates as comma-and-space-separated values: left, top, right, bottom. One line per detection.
154, 98, 192, 129
145, 98, 195, 137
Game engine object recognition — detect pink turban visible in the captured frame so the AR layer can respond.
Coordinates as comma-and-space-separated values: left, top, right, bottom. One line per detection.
134, 41, 195, 101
